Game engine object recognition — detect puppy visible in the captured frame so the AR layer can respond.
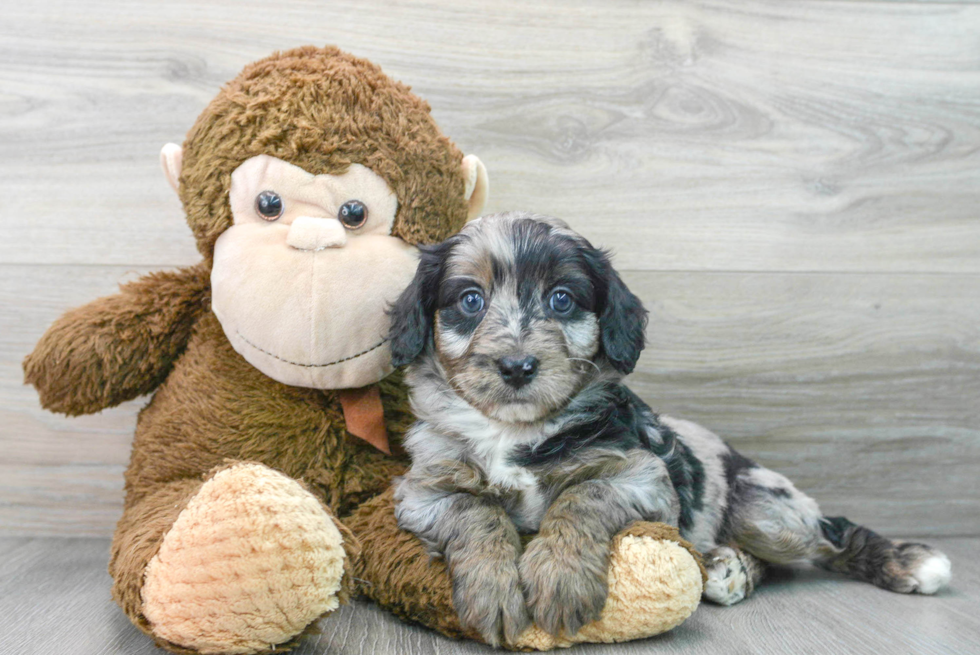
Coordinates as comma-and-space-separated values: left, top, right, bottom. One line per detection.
388, 211, 952, 646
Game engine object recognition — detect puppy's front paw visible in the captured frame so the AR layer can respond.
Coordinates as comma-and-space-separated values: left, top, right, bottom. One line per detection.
520, 534, 608, 637
452, 559, 529, 647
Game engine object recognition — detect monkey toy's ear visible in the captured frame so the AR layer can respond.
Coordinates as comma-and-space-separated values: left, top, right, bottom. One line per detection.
461, 155, 489, 220
387, 240, 453, 367
160, 143, 183, 194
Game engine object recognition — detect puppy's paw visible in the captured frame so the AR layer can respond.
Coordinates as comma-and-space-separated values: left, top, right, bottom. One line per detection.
452, 559, 530, 647
907, 548, 952, 595
882, 542, 952, 595
520, 534, 608, 637
703, 546, 752, 606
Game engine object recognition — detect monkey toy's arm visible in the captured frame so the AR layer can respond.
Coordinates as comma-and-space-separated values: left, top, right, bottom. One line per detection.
23, 261, 211, 416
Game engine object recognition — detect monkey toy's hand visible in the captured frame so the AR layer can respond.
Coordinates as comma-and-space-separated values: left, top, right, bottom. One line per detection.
450, 552, 530, 647
520, 531, 610, 638
23, 263, 210, 416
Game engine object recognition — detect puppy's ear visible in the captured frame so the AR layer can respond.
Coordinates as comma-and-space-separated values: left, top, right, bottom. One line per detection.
584, 247, 648, 374
387, 241, 450, 367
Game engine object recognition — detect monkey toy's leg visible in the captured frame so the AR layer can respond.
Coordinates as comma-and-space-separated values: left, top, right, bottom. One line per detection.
347, 489, 706, 650
24, 267, 355, 653
111, 462, 355, 654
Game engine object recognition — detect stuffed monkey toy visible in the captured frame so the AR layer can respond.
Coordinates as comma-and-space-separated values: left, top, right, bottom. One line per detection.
24, 46, 704, 654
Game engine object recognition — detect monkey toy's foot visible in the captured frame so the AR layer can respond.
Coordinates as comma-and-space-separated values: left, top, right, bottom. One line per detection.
140, 463, 349, 654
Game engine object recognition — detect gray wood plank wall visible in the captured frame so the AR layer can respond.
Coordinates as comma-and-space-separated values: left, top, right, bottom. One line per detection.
1, 0, 978, 538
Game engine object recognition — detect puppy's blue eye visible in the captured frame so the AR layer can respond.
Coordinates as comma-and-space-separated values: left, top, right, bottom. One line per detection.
550, 290, 573, 314
460, 290, 485, 315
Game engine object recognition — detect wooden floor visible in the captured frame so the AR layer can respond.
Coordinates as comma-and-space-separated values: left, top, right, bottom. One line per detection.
2, 536, 977, 655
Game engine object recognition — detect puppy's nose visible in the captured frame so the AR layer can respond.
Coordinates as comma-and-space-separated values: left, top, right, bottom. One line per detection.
497, 355, 539, 389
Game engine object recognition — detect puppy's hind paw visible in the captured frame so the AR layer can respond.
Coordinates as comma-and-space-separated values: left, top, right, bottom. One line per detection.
888, 543, 952, 595
911, 551, 952, 595
703, 546, 753, 606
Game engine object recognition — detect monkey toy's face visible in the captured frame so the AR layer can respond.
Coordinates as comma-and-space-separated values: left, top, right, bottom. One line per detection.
160, 47, 488, 392
206, 154, 452, 389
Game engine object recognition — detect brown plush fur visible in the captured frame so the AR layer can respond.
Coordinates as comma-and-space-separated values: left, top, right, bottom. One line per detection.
24, 46, 472, 653
346, 489, 472, 641
179, 45, 468, 257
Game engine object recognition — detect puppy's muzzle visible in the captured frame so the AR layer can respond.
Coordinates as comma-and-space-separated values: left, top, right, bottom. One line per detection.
497, 355, 539, 389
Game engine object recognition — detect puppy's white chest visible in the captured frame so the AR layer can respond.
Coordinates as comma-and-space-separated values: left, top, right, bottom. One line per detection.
486, 456, 535, 491
479, 438, 549, 530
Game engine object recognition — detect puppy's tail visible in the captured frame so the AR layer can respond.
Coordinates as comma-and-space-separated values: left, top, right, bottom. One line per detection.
814, 516, 951, 594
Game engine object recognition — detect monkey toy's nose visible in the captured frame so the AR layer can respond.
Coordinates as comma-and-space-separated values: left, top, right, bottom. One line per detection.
286, 216, 347, 251
497, 355, 539, 389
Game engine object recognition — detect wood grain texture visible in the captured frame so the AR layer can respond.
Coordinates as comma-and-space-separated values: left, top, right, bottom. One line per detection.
627, 270, 980, 537
1, 536, 978, 655
0, 265, 150, 468
0, 0, 977, 271
1, 0, 978, 538
0, 465, 125, 537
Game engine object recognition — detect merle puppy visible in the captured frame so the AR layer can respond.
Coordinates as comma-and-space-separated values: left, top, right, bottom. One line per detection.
388, 211, 951, 646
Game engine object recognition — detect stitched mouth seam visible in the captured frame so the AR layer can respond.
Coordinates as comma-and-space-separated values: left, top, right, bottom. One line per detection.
236, 331, 388, 368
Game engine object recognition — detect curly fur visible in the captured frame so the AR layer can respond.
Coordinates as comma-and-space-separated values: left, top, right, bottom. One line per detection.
391, 212, 953, 645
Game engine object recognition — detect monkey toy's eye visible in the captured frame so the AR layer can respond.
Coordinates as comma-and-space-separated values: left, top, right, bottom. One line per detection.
338, 200, 368, 229
255, 190, 284, 221
549, 289, 574, 315
460, 289, 485, 315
